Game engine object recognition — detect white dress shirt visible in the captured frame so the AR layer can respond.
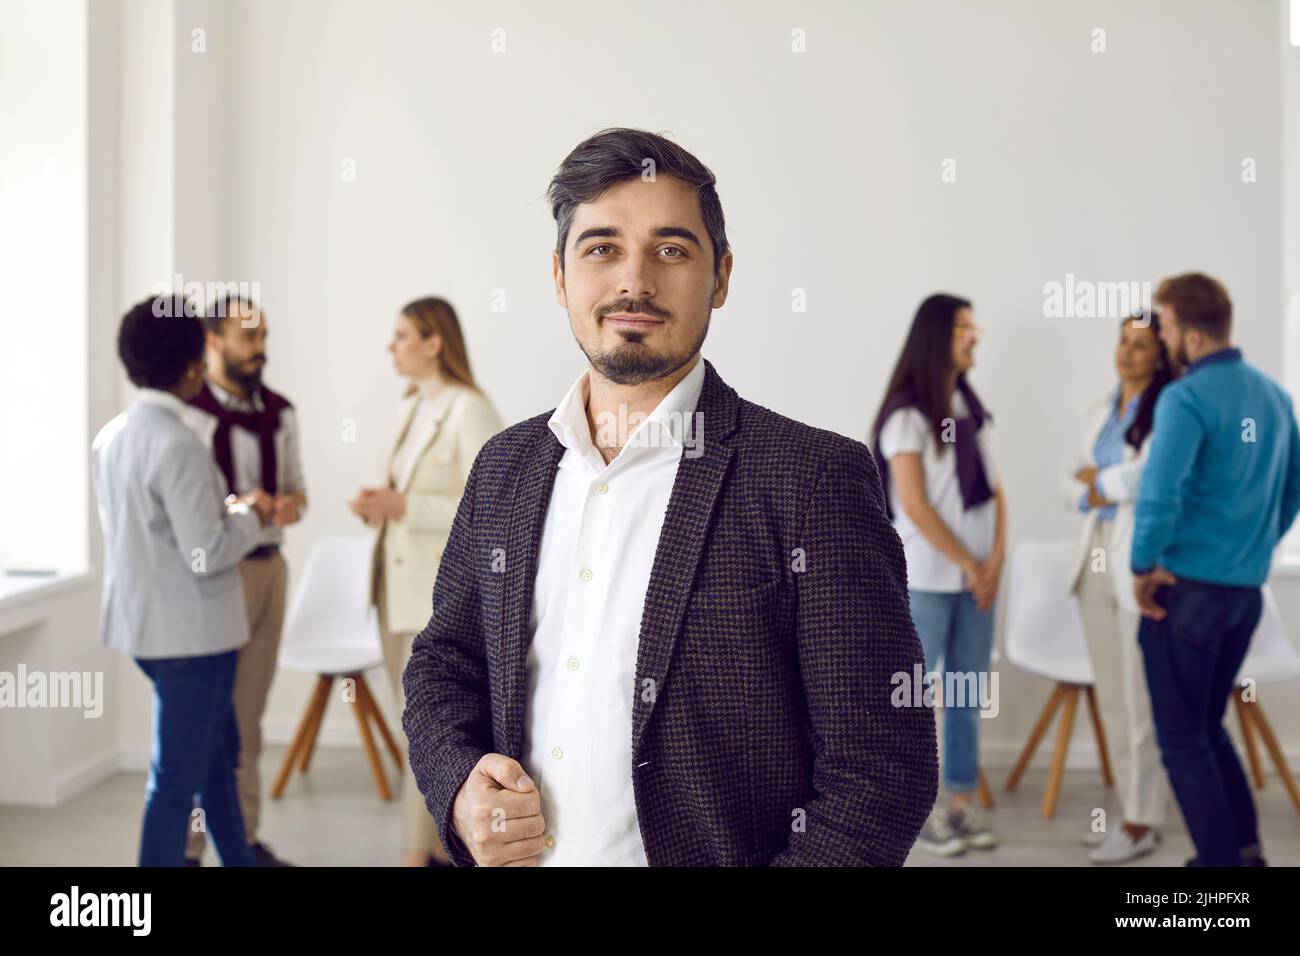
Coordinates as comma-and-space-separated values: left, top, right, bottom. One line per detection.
523, 356, 706, 866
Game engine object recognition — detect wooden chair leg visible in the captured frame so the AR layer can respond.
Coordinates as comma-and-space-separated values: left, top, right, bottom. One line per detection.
297, 674, 333, 773
1042, 685, 1080, 818
1234, 694, 1266, 789
1085, 684, 1115, 788
272, 675, 331, 799
356, 675, 403, 770
1242, 699, 1300, 813
1006, 684, 1066, 791
976, 767, 994, 809
349, 674, 394, 801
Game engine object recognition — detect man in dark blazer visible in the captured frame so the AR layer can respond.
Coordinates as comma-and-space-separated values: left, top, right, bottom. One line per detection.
403, 128, 938, 867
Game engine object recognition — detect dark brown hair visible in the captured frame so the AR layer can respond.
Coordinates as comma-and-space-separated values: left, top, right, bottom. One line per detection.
871, 293, 975, 453
547, 128, 729, 275
1155, 272, 1232, 341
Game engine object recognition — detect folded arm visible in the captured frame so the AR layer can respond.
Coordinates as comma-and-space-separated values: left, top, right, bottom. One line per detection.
156, 438, 261, 574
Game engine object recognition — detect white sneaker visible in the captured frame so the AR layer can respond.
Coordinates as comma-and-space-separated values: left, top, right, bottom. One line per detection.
1081, 829, 1106, 848
1090, 827, 1160, 865
916, 806, 966, 857
950, 803, 998, 850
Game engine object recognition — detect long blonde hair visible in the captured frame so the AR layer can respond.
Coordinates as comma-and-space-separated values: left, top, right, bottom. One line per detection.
400, 296, 478, 395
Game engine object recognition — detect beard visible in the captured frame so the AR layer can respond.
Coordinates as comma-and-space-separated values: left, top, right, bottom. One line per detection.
576, 306, 711, 387
223, 353, 265, 392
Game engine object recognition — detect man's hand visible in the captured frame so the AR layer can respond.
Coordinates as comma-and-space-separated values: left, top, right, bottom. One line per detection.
452, 754, 546, 867
271, 494, 301, 526
1133, 566, 1178, 620
232, 489, 274, 524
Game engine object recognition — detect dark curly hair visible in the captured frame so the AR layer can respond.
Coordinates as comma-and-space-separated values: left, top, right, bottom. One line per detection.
116, 294, 205, 390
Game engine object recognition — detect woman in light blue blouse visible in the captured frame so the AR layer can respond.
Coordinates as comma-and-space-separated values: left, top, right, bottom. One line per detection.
1064, 311, 1173, 865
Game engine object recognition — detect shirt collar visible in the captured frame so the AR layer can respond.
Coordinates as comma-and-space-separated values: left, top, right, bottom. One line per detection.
208, 377, 264, 412
1112, 385, 1141, 417
1185, 346, 1242, 377
134, 388, 190, 418
548, 356, 706, 469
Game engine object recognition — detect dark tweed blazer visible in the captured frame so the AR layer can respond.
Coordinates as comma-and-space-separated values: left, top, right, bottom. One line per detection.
402, 359, 938, 866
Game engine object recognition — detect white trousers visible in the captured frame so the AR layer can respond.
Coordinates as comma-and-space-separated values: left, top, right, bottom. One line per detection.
1075, 520, 1169, 827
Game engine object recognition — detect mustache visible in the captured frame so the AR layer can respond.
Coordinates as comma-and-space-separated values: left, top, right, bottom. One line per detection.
598, 298, 670, 320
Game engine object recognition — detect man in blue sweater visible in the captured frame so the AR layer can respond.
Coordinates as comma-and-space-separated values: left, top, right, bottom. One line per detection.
1131, 272, 1300, 867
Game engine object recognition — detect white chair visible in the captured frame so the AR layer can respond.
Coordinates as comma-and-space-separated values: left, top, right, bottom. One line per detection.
1231, 586, 1300, 813
270, 535, 401, 802
1002, 540, 1115, 817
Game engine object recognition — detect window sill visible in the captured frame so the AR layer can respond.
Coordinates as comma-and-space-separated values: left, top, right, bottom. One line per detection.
0, 570, 96, 638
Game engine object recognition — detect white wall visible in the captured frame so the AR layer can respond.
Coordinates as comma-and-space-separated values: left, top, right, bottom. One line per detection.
187, 0, 1298, 760
4, 0, 1297, 809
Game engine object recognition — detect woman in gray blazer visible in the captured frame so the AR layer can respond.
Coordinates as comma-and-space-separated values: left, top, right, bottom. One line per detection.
93, 295, 273, 866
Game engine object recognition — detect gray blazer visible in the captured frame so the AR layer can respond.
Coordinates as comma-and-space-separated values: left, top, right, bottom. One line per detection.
92, 389, 263, 659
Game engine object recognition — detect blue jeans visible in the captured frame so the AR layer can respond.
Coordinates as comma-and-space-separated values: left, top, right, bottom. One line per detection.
135, 651, 254, 867
1139, 579, 1262, 867
909, 589, 994, 794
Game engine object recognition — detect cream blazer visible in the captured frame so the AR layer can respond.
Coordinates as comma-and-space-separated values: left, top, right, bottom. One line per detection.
369, 383, 503, 635
1063, 390, 1152, 614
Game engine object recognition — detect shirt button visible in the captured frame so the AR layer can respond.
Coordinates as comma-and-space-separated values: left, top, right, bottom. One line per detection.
551, 746, 563, 760
579, 568, 593, 582
543, 835, 555, 850
567, 656, 580, 671
596, 482, 609, 495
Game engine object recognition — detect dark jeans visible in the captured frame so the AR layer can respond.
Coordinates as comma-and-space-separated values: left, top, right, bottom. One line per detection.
135, 651, 254, 867
1138, 579, 1262, 867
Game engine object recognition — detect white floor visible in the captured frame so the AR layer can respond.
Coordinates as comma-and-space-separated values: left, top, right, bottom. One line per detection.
1, 746, 1296, 866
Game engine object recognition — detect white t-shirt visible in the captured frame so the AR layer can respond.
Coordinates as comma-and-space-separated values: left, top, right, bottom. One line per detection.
877, 389, 1000, 592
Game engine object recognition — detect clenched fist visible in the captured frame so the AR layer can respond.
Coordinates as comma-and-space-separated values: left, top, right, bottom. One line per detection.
452, 753, 547, 867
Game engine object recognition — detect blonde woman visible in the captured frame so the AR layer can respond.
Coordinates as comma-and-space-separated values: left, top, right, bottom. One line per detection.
348, 297, 502, 867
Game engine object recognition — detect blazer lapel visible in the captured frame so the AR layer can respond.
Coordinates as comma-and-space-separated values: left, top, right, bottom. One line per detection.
631, 360, 738, 760
499, 422, 566, 757
392, 389, 457, 493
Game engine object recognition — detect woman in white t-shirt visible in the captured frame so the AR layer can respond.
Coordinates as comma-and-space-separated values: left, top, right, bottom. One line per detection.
870, 293, 1006, 857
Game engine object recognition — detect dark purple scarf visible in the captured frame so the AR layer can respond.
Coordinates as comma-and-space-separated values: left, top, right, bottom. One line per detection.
871, 377, 995, 521
188, 381, 292, 495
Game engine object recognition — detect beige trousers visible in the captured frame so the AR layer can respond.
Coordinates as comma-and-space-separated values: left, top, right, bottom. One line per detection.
377, 575, 444, 857
1076, 521, 1168, 827
188, 553, 288, 857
